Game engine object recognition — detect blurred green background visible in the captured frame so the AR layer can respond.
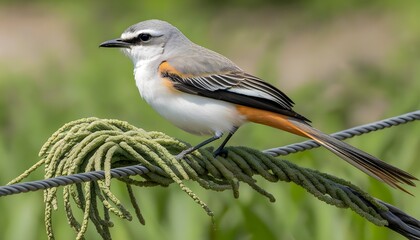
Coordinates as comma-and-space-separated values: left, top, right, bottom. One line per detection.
0, 0, 419, 239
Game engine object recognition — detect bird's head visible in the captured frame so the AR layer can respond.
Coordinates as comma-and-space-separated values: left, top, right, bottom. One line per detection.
100, 19, 188, 65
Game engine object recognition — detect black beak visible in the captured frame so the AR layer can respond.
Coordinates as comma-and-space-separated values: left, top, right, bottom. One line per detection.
99, 38, 131, 48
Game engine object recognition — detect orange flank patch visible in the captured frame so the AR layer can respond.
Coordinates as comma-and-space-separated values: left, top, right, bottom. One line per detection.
162, 78, 176, 91
158, 61, 194, 78
236, 105, 308, 137
158, 61, 185, 93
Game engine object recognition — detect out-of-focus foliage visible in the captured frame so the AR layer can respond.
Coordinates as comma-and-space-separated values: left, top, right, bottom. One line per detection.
0, 1, 419, 239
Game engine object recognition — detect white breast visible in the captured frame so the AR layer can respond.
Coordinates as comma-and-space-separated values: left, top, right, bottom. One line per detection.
134, 60, 246, 135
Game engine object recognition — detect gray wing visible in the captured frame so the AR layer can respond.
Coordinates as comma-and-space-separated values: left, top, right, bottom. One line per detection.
163, 44, 310, 122
162, 67, 310, 122
176, 71, 294, 109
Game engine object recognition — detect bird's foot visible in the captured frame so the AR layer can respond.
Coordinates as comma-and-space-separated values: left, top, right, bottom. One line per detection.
213, 148, 228, 158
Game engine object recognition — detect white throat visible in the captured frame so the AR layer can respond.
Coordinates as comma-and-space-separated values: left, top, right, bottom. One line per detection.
130, 45, 165, 106
127, 44, 165, 102
122, 44, 164, 68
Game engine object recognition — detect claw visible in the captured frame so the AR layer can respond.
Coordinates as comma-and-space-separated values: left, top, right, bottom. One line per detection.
213, 148, 228, 158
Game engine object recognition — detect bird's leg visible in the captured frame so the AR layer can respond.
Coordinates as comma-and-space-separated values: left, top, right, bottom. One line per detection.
213, 127, 239, 157
176, 131, 223, 160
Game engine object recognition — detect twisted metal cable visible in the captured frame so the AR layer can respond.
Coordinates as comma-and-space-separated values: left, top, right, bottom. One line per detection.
2, 111, 420, 240
0, 110, 418, 198
264, 110, 420, 156
0, 165, 150, 197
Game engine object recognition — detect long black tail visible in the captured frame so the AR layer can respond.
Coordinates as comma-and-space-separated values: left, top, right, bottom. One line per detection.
288, 119, 417, 193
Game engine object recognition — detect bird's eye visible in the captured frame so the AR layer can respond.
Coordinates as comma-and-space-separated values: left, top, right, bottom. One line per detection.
138, 33, 152, 42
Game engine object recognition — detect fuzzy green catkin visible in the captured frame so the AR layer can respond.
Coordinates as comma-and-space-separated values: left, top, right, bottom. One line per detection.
8, 118, 388, 239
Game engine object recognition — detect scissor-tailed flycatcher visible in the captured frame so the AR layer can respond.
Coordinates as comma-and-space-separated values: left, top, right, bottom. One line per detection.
100, 19, 417, 192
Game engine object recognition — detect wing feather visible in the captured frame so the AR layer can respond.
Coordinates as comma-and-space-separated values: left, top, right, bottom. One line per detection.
160, 61, 310, 122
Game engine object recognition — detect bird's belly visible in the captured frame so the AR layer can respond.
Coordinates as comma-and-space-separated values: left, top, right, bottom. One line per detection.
134, 69, 245, 135
150, 92, 245, 135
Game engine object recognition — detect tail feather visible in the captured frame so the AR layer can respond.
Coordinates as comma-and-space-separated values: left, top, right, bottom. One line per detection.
236, 105, 417, 192
288, 119, 417, 192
